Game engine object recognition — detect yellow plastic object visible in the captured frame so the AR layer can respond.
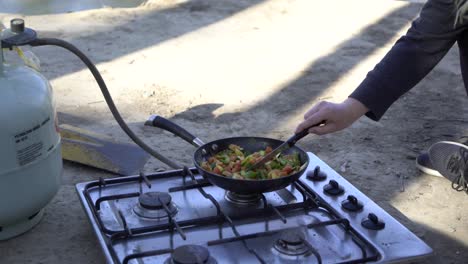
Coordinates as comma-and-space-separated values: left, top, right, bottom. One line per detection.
59, 124, 150, 175
14, 46, 41, 71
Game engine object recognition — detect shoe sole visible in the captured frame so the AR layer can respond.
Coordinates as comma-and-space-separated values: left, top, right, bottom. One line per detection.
428, 141, 468, 182
415, 159, 443, 177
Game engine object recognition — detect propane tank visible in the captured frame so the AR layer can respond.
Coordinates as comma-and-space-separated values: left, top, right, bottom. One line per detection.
0, 20, 62, 240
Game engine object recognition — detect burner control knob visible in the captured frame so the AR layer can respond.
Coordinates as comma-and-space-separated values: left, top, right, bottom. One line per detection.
323, 180, 344, 196
306, 166, 327, 181
341, 195, 363, 212
361, 213, 385, 230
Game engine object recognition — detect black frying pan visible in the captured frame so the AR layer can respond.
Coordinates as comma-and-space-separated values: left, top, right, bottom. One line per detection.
145, 115, 309, 194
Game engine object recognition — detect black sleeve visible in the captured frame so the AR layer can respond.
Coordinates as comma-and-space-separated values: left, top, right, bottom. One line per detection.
350, 0, 462, 121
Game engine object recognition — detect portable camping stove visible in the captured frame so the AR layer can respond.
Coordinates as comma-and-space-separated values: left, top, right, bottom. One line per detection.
76, 153, 432, 264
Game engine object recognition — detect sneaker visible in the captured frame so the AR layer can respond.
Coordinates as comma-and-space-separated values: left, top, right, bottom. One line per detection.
415, 152, 443, 177
428, 141, 468, 194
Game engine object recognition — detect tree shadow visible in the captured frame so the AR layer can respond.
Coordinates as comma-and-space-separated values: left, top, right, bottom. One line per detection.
165, 1, 425, 132
14, 0, 266, 80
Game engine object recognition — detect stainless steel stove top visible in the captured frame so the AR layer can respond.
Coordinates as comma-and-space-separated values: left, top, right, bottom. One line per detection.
75, 153, 432, 264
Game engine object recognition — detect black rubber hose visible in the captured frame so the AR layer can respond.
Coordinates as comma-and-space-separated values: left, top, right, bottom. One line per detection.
30, 38, 181, 169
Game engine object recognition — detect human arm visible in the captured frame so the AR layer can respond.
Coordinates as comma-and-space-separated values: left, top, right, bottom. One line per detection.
297, 0, 464, 135
351, 0, 461, 121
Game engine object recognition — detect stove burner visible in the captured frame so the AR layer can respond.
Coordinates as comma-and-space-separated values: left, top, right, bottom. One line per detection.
139, 192, 172, 209
133, 192, 177, 219
273, 231, 310, 256
224, 191, 261, 207
169, 245, 217, 264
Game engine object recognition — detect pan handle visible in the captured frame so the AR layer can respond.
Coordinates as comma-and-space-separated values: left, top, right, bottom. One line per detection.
287, 121, 326, 145
287, 129, 309, 146
145, 115, 205, 147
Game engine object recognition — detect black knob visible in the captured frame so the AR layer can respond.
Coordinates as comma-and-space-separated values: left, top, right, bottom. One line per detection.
361, 213, 385, 230
306, 166, 327, 181
11, 18, 25, 33
341, 195, 363, 212
323, 180, 344, 196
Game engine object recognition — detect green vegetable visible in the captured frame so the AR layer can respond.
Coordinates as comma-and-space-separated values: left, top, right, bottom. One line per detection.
278, 157, 287, 166
269, 160, 281, 170
234, 149, 244, 157
220, 154, 230, 164
244, 171, 258, 179
258, 170, 268, 179
241, 155, 254, 166
229, 144, 244, 157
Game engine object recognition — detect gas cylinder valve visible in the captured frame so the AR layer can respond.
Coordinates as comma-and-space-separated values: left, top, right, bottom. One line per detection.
1, 18, 37, 49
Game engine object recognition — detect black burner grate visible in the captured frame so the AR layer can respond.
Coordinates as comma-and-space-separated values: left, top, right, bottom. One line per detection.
81, 168, 380, 264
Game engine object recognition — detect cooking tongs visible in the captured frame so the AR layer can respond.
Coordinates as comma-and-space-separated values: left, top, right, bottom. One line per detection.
250, 122, 324, 170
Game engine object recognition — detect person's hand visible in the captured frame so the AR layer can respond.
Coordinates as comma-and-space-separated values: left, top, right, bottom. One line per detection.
295, 97, 369, 135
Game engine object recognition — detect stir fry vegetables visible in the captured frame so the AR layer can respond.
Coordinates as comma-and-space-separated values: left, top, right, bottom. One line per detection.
201, 144, 302, 180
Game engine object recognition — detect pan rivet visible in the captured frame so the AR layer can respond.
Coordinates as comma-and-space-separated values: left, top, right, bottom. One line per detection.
211, 144, 218, 151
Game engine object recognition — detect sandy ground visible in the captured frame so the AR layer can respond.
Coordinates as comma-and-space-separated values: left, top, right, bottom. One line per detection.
1, 0, 467, 263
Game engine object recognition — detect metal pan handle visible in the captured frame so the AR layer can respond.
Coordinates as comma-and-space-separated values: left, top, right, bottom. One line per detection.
145, 115, 205, 147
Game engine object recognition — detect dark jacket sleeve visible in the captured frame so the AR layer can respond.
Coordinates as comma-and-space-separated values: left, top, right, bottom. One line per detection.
350, 0, 464, 121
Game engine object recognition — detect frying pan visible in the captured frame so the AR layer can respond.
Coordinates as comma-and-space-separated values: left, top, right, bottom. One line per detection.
145, 115, 309, 194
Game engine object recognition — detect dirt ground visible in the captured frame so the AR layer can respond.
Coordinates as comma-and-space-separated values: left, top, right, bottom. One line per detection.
1, 0, 467, 263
